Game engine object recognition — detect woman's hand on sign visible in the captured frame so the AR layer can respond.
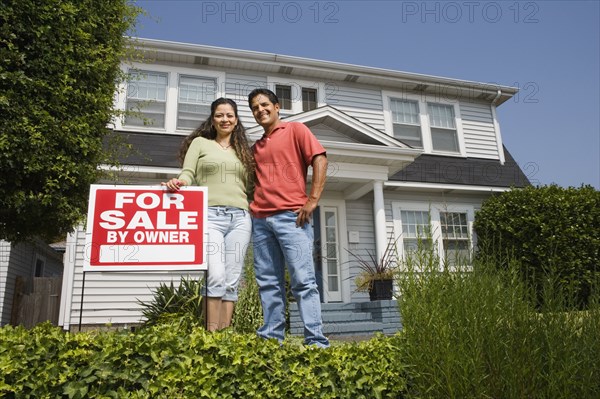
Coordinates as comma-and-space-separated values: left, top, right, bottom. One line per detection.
162, 178, 186, 192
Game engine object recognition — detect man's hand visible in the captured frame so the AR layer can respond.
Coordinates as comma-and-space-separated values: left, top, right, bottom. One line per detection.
294, 154, 327, 227
294, 199, 318, 227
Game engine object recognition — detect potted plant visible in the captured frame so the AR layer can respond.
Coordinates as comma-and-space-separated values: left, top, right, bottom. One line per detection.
347, 236, 399, 301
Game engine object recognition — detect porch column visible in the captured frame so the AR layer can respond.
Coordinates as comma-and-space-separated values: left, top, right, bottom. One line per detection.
373, 180, 386, 261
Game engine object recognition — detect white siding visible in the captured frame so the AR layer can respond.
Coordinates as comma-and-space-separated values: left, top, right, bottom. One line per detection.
345, 198, 377, 302
461, 102, 500, 159
61, 226, 204, 329
0, 241, 11, 325
325, 84, 386, 131
312, 123, 359, 143
223, 73, 265, 126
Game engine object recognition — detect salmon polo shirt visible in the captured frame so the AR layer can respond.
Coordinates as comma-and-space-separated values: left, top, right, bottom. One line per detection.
250, 121, 326, 218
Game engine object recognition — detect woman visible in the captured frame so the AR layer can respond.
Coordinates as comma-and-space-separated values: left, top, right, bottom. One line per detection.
163, 98, 254, 331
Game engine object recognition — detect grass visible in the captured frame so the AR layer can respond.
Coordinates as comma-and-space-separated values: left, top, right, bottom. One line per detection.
395, 243, 600, 399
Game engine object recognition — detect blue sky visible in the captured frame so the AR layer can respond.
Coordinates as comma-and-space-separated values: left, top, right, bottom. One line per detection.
132, 0, 599, 189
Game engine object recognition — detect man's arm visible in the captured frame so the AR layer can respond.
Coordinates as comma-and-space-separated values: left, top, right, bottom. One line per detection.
295, 154, 327, 227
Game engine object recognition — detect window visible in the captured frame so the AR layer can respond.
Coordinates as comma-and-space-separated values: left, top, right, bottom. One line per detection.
384, 92, 464, 155
400, 210, 432, 256
302, 88, 318, 111
124, 71, 168, 128
116, 64, 225, 133
429, 103, 459, 153
34, 257, 45, 277
390, 99, 422, 148
392, 202, 474, 269
268, 77, 323, 115
275, 85, 292, 110
177, 75, 217, 130
440, 212, 470, 266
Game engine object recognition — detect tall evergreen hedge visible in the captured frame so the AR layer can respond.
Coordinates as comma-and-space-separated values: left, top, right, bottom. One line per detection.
474, 184, 600, 308
0, 0, 139, 242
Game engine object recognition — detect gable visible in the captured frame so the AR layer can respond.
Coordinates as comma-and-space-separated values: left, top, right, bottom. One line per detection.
308, 122, 360, 144
247, 105, 408, 148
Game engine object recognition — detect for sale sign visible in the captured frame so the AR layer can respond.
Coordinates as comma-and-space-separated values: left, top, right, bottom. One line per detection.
83, 185, 207, 271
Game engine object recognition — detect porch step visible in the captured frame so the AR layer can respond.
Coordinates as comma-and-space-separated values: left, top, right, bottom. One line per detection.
289, 300, 401, 339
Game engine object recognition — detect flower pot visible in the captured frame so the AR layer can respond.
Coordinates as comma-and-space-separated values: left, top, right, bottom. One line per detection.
369, 279, 393, 301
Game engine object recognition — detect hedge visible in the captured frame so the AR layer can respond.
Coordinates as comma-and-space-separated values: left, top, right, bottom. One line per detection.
0, 320, 408, 399
474, 184, 600, 308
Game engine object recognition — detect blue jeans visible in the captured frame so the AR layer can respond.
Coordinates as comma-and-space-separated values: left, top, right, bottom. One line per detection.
252, 211, 329, 348
206, 206, 251, 301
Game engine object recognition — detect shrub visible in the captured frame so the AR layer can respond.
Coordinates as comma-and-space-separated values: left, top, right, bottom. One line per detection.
0, 0, 140, 242
474, 184, 600, 309
0, 321, 408, 398
232, 247, 263, 333
138, 276, 205, 327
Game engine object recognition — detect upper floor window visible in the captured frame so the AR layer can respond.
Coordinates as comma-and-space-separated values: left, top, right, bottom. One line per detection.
302, 88, 318, 111
384, 92, 464, 156
116, 64, 225, 133
275, 84, 293, 110
275, 84, 319, 113
177, 75, 217, 130
429, 103, 459, 153
390, 99, 422, 148
269, 78, 324, 115
124, 70, 168, 128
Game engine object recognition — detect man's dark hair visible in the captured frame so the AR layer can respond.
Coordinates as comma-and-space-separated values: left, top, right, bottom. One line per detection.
248, 88, 279, 107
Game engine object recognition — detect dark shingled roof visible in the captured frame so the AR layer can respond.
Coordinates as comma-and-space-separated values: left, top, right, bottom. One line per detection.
110, 131, 184, 168
390, 147, 530, 188
111, 131, 530, 188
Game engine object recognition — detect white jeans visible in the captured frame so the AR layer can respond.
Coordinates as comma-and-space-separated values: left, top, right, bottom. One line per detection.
205, 206, 251, 301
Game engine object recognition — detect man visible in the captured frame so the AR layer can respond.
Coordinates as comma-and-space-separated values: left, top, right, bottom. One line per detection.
248, 88, 329, 348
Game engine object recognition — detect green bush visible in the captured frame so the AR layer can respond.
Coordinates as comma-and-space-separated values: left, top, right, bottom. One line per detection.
474, 184, 600, 308
138, 276, 205, 327
0, 320, 408, 398
232, 247, 263, 333
0, 0, 140, 242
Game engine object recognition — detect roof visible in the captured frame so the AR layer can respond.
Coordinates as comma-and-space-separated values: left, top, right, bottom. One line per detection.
389, 146, 530, 188
131, 37, 518, 106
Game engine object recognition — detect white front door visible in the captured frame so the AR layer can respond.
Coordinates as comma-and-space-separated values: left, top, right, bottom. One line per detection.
319, 206, 342, 302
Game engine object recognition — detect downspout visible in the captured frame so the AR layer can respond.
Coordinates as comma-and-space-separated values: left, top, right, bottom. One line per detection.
491, 89, 501, 105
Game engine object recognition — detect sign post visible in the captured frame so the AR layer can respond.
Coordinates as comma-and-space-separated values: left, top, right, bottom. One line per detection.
81, 184, 208, 329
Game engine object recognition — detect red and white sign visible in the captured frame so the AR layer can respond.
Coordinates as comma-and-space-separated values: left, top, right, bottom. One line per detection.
83, 185, 207, 271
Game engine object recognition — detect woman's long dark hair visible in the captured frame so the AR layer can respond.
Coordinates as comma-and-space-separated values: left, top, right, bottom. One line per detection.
178, 98, 255, 177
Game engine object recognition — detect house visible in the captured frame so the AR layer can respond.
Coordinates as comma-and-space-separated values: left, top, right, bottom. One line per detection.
0, 239, 64, 326
58, 38, 528, 335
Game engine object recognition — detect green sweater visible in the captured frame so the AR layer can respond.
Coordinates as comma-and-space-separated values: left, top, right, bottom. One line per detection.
178, 137, 249, 210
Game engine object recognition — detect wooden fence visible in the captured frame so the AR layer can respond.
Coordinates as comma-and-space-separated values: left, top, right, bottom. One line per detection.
10, 276, 62, 328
